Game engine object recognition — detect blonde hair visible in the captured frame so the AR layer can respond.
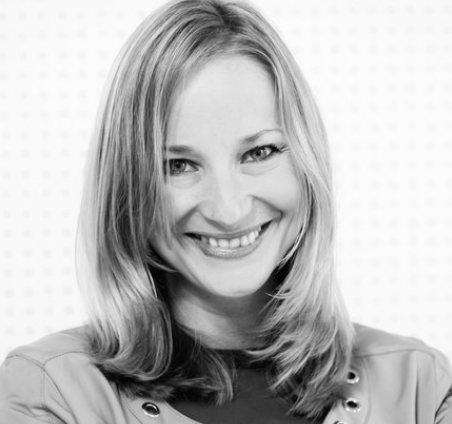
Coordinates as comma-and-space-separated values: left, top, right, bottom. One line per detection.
76, 0, 354, 419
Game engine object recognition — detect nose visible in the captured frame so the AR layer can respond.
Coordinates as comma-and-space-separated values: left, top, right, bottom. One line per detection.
198, 169, 252, 229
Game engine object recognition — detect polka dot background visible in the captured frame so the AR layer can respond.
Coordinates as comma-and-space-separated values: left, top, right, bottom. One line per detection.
1, 0, 451, 361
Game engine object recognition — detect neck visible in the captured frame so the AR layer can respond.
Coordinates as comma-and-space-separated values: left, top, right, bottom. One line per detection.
168, 277, 273, 350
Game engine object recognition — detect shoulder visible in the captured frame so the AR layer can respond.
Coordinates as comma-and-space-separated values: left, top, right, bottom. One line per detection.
0, 327, 132, 424
3, 326, 97, 384
353, 323, 452, 379
355, 323, 435, 354
6, 326, 91, 366
353, 323, 451, 370
1, 326, 113, 395
346, 324, 452, 422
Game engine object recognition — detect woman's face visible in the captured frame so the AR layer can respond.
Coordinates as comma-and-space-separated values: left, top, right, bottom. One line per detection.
154, 55, 303, 301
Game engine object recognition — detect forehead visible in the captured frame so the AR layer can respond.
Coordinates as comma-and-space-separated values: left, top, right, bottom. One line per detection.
167, 55, 279, 146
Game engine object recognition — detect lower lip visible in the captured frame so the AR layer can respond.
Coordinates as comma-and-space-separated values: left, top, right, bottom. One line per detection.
188, 226, 269, 260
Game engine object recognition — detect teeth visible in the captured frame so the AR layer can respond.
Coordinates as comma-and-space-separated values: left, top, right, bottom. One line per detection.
240, 235, 249, 246
196, 227, 263, 250
230, 238, 240, 248
218, 239, 229, 248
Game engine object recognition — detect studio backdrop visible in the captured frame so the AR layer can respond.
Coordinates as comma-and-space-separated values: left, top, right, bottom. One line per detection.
1, 0, 451, 360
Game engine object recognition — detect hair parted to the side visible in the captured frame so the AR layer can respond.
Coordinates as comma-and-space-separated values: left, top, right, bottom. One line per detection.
75, 0, 355, 419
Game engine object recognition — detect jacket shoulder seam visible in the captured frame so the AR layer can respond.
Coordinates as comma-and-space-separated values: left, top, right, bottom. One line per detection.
435, 355, 452, 380
4, 353, 71, 424
39, 361, 54, 424
356, 346, 438, 359
359, 358, 372, 423
7, 350, 91, 368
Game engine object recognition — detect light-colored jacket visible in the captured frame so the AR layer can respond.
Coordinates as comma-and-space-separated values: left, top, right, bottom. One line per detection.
0, 324, 451, 424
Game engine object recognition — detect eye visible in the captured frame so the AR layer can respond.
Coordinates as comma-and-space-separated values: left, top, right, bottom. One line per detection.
242, 144, 282, 163
166, 159, 197, 175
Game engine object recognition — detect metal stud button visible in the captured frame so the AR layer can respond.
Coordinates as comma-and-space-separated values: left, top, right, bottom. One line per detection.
343, 398, 361, 412
346, 370, 360, 384
142, 402, 160, 417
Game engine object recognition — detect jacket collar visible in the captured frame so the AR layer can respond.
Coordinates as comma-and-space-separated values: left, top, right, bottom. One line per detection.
124, 359, 369, 424
324, 358, 370, 424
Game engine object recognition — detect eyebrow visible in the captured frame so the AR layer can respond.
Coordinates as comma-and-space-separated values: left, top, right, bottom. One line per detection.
166, 128, 283, 154
243, 128, 283, 143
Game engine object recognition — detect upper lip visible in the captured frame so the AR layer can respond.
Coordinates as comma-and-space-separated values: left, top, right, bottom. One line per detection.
185, 221, 271, 240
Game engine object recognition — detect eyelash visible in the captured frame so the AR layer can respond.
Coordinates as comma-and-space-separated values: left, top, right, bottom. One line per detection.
165, 159, 197, 176
241, 144, 283, 163
165, 144, 284, 176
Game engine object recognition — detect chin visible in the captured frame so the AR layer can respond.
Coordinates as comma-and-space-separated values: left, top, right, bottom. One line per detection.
185, 257, 279, 300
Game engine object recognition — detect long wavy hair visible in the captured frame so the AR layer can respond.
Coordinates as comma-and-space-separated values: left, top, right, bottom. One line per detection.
76, 0, 354, 419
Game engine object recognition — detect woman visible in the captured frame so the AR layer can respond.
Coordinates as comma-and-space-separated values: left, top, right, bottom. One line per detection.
1, 0, 451, 423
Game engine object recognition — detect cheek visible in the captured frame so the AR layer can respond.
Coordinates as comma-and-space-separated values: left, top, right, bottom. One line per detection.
253, 166, 303, 215
165, 187, 202, 230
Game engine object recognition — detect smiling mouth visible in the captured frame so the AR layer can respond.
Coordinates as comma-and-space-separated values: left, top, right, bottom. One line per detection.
186, 221, 271, 259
